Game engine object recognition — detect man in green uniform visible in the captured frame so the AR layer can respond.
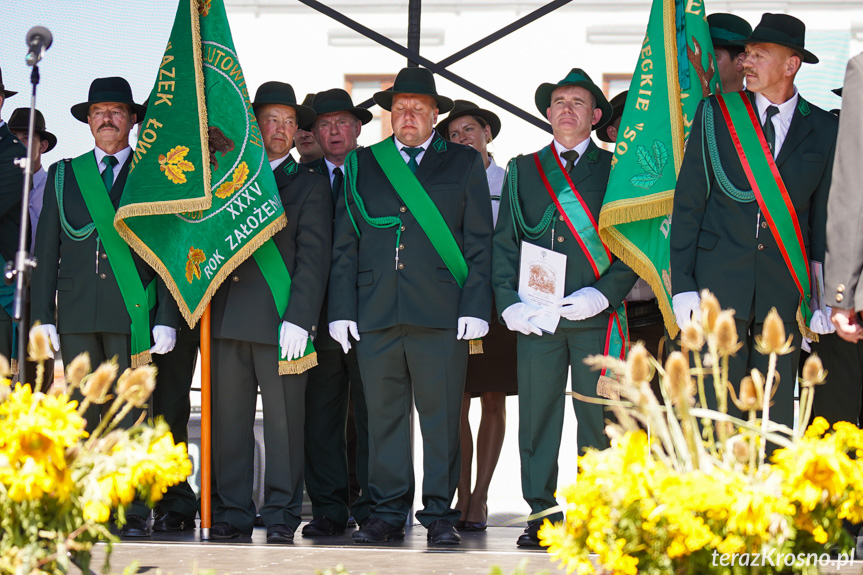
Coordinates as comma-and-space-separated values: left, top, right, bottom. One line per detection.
493, 69, 637, 547
0, 67, 25, 368
209, 81, 331, 543
329, 67, 493, 546
709, 13, 752, 94
31, 77, 180, 537
671, 14, 837, 428
302, 88, 373, 538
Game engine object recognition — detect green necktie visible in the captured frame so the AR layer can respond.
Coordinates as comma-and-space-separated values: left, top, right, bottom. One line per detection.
762, 105, 779, 156
561, 149, 579, 173
402, 147, 423, 174
101, 155, 118, 191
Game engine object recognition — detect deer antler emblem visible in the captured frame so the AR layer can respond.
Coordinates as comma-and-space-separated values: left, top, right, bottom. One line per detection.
686, 36, 715, 98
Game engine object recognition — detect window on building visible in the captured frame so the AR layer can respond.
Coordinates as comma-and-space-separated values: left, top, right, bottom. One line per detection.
345, 74, 396, 146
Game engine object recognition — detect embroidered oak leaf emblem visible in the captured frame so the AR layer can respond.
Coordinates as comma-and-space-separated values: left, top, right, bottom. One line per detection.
159, 146, 195, 184
215, 161, 250, 199
198, 0, 212, 16
185, 247, 206, 283
630, 139, 668, 190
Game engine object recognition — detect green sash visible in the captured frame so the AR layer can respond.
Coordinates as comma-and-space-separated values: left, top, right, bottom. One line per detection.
534, 144, 629, 379
252, 239, 317, 375
71, 152, 153, 367
714, 92, 815, 340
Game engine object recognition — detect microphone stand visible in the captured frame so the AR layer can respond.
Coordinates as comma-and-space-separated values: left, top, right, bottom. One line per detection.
5, 63, 40, 380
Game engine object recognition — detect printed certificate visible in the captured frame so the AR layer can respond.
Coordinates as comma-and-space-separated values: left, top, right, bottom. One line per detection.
518, 241, 567, 334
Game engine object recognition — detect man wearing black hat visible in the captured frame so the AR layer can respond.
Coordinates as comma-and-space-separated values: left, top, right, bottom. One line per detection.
492, 69, 637, 547
302, 88, 372, 538
671, 14, 838, 429
296, 93, 324, 166
708, 13, 752, 94
0, 68, 25, 369
31, 76, 180, 537
209, 81, 331, 543
329, 67, 493, 545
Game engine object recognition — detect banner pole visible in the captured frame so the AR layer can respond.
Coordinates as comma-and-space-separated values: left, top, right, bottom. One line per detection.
200, 302, 212, 538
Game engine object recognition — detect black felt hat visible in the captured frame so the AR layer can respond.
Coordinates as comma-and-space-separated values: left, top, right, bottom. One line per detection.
597, 91, 627, 144
373, 67, 453, 113
0, 67, 16, 99
8, 108, 56, 152
744, 13, 818, 64
534, 68, 612, 130
434, 100, 501, 141
252, 81, 316, 130
71, 77, 146, 123
312, 89, 373, 125
707, 13, 752, 47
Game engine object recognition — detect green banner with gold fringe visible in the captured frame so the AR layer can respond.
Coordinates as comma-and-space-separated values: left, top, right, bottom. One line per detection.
115, 0, 285, 328
598, 0, 720, 338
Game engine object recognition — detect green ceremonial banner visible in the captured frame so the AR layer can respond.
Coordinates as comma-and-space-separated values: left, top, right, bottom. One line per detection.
115, 0, 285, 326
598, 0, 720, 338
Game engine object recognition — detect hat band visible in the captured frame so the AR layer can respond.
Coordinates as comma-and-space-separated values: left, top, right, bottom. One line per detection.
749, 28, 805, 49
316, 101, 357, 116
88, 90, 136, 105
391, 80, 438, 96
710, 27, 747, 44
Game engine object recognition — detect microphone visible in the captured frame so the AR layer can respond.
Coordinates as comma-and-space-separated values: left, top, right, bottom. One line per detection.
25, 26, 53, 67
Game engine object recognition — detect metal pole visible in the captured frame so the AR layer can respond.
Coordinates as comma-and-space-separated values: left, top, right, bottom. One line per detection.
199, 303, 212, 538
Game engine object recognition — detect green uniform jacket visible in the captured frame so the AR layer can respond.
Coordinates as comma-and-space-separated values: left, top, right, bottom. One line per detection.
671, 92, 837, 323
329, 133, 493, 330
211, 155, 332, 344
493, 140, 637, 329
0, 123, 25, 265
31, 153, 180, 334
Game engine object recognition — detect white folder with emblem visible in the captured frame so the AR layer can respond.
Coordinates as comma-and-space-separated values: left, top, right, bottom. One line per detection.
518, 241, 567, 334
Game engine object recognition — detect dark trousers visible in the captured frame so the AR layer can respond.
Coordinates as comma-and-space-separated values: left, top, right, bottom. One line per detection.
151, 324, 199, 518
61, 331, 148, 518
812, 333, 863, 426
357, 326, 467, 528
212, 338, 306, 532
517, 327, 609, 523
304, 346, 370, 526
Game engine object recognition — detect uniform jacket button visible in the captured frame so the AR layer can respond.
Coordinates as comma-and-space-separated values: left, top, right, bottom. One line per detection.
838, 284, 845, 293
399, 206, 407, 213
398, 263, 405, 270
399, 243, 405, 250
557, 236, 565, 243
101, 252, 108, 259
757, 244, 765, 251
232, 276, 239, 282
761, 221, 768, 229
100, 273, 107, 279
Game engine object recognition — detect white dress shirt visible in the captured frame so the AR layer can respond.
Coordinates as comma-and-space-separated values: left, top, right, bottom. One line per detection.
94, 145, 132, 185
30, 167, 47, 249
552, 136, 592, 171
754, 87, 798, 158
396, 132, 435, 166
269, 153, 291, 172
486, 156, 505, 226
324, 157, 343, 188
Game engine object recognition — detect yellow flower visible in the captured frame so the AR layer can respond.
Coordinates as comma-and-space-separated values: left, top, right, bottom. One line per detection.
83, 500, 111, 523
813, 525, 828, 544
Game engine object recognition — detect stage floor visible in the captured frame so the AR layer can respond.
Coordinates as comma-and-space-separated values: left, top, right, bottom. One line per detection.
89, 525, 863, 575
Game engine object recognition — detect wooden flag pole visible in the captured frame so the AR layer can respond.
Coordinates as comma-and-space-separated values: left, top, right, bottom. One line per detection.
200, 302, 212, 538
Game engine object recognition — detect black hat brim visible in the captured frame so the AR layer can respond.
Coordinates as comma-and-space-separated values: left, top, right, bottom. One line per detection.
38, 130, 57, 153
71, 100, 148, 123
252, 102, 317, 132
596, 95, 627, 144
373, 90, 454, 114
535, 81, 613, 131
435, 106, 501, 140
2, 90, 17, 99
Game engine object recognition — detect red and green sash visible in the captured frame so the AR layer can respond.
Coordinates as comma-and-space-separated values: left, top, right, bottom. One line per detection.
714, 92, 815, 340
370, 138, 482, 354
534, 143, 628, 374
252, 238, 317, 375
72, 152, 153, 367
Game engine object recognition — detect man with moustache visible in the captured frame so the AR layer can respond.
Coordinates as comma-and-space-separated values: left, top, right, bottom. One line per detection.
329, 67, 493, 545
671, 14, 838, 428
209, 81, 331, 543
302, 88, 373, 538
0, 68, 25, 369
709, 13, 752, 94
492, 69, 637, 547
31, 77, 180, 537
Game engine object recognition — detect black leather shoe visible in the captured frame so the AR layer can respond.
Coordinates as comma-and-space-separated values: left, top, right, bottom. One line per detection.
427, 519, 461, 545
352, 518, 405, 543
209, 521, 249, 540
120, 515, 151, 538
266, 524, 295, 543
302, 516, 346, 537
152, 511, 196, 532
516, 521, 542, 548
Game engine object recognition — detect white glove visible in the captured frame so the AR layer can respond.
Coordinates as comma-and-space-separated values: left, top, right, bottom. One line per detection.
802, 337, 812, 353
809, 307, 836, 335
457, 317, 489, 340
150, 325, 177, 355
34, 323, 60, 357
501, 303, 543, 336
556, 287, 609, 322
672, 291, 702, 330
279, 321, 309, 360
329, 320, 360, 354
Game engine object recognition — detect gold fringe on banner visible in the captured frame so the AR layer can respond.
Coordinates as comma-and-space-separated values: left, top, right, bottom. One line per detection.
469, 339, 483, 355
598, 192, 673, 229
131, 350, 153, 368
279, 352, 318, 375
596, 375, 620, 400
10, 359, 18, 377
797, 306, 818, 343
